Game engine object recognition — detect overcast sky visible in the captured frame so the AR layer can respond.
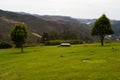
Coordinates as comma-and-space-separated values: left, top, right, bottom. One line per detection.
0, 0, 120, 20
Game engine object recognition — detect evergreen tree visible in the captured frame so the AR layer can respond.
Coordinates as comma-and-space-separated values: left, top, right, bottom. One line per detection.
11, 23, 27, 52
91, 14, 114, 46
42, 32, 49, 43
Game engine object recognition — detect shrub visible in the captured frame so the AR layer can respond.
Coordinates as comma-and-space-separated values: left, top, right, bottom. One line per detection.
0, 42, 13, 49
44, 40, 61, 45
68, 40, 83, 44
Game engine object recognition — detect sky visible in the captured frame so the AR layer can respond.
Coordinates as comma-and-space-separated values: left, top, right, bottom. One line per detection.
0, 0, 120, 20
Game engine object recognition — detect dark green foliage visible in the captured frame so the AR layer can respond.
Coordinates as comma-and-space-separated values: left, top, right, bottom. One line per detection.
41, 32, 49, 43
91, 14, 114, 46
44, 41, 61, 45
11, 23, 27, 52
0, 42, 12, 49
48, 31, 61, 40
91, 14, 114, 35
61, 29, 78, 40
47, 29, 79, 40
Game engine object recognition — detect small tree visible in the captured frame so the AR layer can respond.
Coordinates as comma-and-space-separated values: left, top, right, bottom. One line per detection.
42, 32, 49, 43
91, 14, 114, 46
11, 23, 27, 52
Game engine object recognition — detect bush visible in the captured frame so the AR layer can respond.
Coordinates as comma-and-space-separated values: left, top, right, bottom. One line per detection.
0, 42, 13, 49
44, 40, 61, 45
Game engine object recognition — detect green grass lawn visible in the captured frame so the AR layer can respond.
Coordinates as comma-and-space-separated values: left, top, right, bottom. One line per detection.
0, 42, 120, 80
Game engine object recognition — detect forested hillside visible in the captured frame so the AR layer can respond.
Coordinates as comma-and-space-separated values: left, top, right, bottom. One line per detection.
0, 9, 92, 43
0, 9, 120, 43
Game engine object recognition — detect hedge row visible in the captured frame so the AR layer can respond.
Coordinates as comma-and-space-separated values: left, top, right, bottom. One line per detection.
44, 40, 84, 45
0, 42, 13, 49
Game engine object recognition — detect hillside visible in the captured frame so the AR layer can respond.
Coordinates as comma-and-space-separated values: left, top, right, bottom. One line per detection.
0, 9, 92, 43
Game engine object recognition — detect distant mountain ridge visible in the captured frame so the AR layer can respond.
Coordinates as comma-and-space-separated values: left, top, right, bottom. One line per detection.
0, 9, 92, 43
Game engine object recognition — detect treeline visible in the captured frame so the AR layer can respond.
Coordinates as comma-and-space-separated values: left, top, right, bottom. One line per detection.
37, 29, 93, 45
41, 29, 79, 41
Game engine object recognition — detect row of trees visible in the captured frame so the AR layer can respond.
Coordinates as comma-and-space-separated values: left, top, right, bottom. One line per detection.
10, 14, 114, 52
41, 30, 79, 43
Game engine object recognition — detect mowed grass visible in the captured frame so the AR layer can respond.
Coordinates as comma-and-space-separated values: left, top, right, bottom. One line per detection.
0, 42, 120, 80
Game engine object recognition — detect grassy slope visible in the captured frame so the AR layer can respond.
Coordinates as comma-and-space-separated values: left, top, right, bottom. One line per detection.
0, 42, 120, 80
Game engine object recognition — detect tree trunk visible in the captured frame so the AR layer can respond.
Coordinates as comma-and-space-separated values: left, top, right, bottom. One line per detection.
100, 35, 104, 46
21, 44, 23, 53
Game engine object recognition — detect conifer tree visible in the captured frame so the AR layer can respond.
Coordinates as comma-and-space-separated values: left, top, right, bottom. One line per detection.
91, 14, 114, 46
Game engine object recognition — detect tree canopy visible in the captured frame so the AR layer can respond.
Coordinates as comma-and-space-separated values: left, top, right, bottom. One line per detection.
11, 23, 27, 52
